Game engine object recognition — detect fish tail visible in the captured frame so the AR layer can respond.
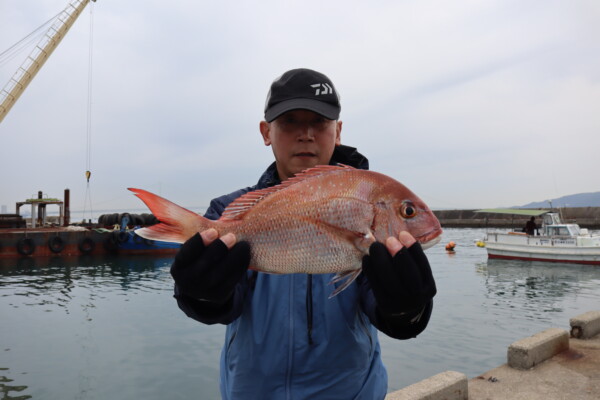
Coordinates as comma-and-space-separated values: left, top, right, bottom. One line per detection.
128, 188, 212, 243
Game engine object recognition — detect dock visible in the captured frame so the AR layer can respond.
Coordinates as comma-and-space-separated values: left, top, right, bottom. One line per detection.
385, 310, 600, 399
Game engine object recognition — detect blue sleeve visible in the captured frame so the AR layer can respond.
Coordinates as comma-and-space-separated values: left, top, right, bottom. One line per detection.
203, 198, 227, 220
357, 274, 433, 339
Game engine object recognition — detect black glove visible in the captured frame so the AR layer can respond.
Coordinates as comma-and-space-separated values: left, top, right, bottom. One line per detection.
171, 232, 251, 304
362, 241, 436, 316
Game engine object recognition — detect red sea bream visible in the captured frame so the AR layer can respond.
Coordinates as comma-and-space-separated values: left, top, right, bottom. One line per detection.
130, 165, 442, 295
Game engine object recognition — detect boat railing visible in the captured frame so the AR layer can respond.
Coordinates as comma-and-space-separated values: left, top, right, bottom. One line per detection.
485, 231, 581, 245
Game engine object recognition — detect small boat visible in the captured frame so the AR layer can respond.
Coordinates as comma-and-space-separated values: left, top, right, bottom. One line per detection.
476, 209, 600, 265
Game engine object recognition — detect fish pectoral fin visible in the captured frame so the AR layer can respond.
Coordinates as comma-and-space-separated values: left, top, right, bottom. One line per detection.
329, 269, 362, 298
302, 197, 375, 254
315, 220, 374, 255
355, 230, 376, 255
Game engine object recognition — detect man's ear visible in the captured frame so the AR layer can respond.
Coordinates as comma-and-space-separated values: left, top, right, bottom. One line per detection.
259, 121, 271, 146
335, 120, 342, 145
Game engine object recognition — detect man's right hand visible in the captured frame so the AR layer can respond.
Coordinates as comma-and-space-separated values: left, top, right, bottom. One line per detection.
170, 228, 251, 304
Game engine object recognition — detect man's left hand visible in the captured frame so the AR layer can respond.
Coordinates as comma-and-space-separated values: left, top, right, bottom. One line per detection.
362, 231, 437, 316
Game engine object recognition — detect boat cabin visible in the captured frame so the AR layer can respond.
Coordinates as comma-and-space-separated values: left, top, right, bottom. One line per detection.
15, 191, 66, 228
540, 212, 583, 238
475, 209, 589, 239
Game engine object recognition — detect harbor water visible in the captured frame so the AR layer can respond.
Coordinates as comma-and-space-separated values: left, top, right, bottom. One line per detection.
2, 228, 600, 399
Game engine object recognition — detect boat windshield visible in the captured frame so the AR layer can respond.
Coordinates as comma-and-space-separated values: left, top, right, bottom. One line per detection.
543, 213, 562, 226
547, 226, 572, 236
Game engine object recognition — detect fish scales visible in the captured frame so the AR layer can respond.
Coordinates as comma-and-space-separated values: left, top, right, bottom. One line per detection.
228, 169, 376, 274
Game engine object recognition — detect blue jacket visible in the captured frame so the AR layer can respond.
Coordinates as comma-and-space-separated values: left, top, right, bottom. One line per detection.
175, 145, 432, 400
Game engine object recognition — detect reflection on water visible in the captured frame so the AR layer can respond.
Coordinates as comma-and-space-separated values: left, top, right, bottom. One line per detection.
476, 258, 600, 322
0, 256, 172, 311
1, 229, 599, 399
481, 258, 600, 283
0, 255, 192, 400
1, 367, 31, 400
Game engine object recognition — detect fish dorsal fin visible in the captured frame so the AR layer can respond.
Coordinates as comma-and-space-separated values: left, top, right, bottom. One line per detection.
221, 164, 355, 220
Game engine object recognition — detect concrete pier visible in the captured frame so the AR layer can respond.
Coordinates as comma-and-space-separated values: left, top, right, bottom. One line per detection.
386, 310, 600, 400
570, 310, 600, 339
385, 371, 468, 400
507, 328, 569, 370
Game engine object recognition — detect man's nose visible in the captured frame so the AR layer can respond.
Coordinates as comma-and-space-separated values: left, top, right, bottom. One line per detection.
297, 124, 315, 141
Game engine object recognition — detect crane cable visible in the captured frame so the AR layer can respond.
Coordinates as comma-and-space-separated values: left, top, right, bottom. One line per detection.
0, 12, 62, 67
82, 1, 95, 223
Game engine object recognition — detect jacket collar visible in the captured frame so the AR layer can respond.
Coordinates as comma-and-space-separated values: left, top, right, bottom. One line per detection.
255, 144, 369, 189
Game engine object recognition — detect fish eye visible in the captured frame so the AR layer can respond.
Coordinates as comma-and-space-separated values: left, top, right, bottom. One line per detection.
399, 201, 417, 219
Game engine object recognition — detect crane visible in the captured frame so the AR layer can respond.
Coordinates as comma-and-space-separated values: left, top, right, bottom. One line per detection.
0, 0, 96, 124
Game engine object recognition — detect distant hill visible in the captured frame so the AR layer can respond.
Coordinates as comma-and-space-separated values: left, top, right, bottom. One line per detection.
520, 191, 600, 208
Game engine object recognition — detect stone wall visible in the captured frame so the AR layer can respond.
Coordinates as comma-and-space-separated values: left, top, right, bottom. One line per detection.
434, 207, 600, 229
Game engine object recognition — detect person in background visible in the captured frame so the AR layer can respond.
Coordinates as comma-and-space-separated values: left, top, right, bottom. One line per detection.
524, 216, 538, 236
169, 68, 437, 400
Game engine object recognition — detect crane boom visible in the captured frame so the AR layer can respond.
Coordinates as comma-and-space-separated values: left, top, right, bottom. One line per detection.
0, 0, 95, 124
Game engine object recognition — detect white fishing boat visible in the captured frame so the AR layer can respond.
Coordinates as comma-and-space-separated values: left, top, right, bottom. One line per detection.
476, 209, 600, 265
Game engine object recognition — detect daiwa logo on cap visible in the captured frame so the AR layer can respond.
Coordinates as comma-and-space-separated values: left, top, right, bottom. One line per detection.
264, 68, 341, 122
311, 83, 333, 95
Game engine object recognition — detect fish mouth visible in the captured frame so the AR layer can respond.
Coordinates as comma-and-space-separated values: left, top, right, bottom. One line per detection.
416, 228, 443, 250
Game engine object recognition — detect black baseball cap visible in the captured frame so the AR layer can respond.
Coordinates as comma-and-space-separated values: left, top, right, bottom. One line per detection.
264, 68, 341, 122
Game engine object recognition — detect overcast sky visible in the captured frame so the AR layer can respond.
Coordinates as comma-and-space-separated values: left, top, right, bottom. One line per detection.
1, 0, 599, 219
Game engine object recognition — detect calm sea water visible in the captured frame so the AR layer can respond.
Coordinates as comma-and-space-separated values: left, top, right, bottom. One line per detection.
2, 228, 599, 399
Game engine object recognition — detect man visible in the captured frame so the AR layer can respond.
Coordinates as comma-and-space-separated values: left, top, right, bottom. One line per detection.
171, 68, 437, 399
525, 216, 537, 236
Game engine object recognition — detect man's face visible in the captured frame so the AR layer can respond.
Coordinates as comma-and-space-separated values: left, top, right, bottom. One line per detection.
260, 110, 342, 181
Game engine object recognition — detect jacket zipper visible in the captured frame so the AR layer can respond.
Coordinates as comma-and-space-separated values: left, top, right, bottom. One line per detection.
306, 274, 314, 345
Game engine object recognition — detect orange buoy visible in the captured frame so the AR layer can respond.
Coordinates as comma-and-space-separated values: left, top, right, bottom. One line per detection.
445, 241, 456, 252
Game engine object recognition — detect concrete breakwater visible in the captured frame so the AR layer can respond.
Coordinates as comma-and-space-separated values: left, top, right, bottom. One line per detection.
434, 207, 600, 229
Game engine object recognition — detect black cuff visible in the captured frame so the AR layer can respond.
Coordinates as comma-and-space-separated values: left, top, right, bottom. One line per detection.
173, 279, 240, 325
174, 292, 235, 325
375, 300, 433, 339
